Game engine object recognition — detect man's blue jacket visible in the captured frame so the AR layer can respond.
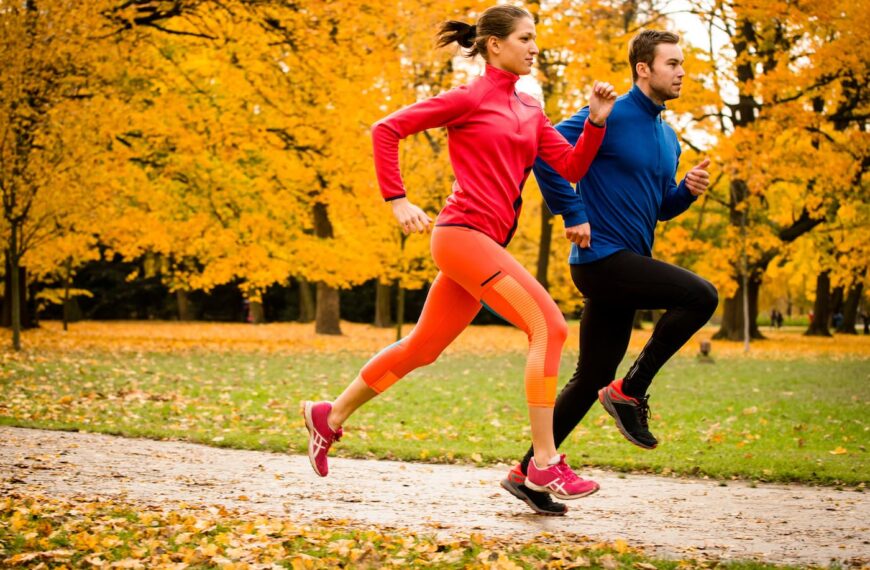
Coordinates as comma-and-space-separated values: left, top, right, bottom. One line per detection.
533, 85, 696, 265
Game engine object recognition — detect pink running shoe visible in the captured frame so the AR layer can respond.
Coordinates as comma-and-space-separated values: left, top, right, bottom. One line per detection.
301, 401, 342, 477
525, 454, 599, 500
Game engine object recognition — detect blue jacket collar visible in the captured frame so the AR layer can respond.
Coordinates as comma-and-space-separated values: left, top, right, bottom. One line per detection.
629, 84, 667, 116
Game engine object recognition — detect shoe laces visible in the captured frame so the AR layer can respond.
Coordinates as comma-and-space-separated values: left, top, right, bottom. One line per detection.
637, 396, 652, 429
551, 456, 583, 483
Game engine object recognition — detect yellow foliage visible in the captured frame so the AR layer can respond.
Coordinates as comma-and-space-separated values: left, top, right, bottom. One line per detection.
1, 0, 866, 323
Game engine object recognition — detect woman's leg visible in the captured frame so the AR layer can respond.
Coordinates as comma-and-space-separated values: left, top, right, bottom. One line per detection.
431, 227, 569, 470
328, 273, 481, 427
303, 270, 481, 476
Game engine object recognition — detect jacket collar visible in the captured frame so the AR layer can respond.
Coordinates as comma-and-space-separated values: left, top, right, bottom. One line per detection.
484, 63, 520, 91
629, 84, 667, 116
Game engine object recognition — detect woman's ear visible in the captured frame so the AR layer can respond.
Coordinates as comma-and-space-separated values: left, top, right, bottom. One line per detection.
487, 35, 500, 55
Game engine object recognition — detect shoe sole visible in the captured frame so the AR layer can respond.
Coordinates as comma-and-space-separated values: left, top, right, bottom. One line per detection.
301, 401, 326, 477
598, 388, 658, 450
523, 479, 600, 501
500, 479, 568, 516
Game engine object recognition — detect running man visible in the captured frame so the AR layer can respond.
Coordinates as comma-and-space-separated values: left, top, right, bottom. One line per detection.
501, 30, 718, 515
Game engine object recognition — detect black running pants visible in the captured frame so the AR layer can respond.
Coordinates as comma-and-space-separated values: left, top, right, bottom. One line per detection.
521, 250, 718, 471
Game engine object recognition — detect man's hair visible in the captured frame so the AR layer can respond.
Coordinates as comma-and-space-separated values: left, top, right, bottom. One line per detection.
628, 30, 680, 82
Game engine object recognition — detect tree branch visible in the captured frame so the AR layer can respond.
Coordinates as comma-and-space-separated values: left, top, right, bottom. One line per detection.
779, 208, 824, 243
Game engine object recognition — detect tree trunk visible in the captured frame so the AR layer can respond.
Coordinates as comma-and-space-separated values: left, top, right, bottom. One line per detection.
536, 208, 554, 290
395, 282, 406, 342
829, 286, 844, 328
249, 299, 265, 324
62, 257, 72, 332
374, 280, 393, 327
176, 289, 195, 321
805, 271, 832, 336
298, 278, 315, 323
838, 281, 863, 334
9, 227, 21, 350
713, 275, 765, 341
2, 251, 30, 331
315, 282, 341, 335
311, 202, 341, 334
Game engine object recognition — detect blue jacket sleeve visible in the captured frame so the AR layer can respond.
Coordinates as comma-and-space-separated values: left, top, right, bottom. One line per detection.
658, 130, 697, 221
533, 107, 590, 226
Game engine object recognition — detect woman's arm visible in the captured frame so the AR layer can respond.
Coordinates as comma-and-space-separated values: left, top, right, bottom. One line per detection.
372, 86, 473, 201
536, 81, 616, 183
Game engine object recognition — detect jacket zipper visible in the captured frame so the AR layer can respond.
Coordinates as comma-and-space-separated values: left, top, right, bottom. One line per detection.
510, 92, 521, 134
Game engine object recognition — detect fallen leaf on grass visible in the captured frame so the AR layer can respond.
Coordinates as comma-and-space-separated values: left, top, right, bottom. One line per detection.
3, 549, 75, 564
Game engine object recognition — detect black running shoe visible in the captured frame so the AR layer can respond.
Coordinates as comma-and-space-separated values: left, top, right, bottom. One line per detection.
500, 464, 568, 516
598, 378, 658, 449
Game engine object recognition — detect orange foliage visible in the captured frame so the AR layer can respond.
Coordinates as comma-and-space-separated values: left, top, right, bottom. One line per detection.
4, 321, 867, 360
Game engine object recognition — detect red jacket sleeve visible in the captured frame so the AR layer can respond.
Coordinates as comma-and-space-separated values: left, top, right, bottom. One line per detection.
371, 86, 473, 201
536, 116, 606, 183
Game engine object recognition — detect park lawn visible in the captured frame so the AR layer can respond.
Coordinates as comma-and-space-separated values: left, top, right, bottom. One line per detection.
0, 493, 805, 570
1, 323, 867, 486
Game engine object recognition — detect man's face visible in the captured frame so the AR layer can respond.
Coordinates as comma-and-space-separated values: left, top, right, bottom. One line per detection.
645, 43, 685, 102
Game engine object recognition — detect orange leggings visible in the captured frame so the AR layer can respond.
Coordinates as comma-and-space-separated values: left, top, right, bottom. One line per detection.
360, 226, 567, 407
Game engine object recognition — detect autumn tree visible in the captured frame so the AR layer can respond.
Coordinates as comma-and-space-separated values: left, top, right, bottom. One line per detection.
0, 0, 124, 348
683, 0, 870, 341
95, 1, 394, 332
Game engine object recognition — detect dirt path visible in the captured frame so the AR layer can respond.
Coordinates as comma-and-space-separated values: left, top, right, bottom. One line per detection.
1, 426, 867, 567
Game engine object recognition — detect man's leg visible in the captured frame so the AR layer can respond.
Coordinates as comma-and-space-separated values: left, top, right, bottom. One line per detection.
592, 251, 718, 447
616, 259, 718, 398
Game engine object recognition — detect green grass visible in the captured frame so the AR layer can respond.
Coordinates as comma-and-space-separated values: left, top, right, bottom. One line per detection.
1, 348, 867, 486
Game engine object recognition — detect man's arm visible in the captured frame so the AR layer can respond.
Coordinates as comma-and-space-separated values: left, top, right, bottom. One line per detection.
533, 107, 592, 227
659, 132, 708, 221
658, 176, 696, 221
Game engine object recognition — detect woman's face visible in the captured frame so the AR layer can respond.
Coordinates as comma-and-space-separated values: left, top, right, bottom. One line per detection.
488, 17, 538, 75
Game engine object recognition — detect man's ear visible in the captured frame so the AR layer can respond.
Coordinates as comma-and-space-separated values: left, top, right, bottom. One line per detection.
635, 62, 649, 79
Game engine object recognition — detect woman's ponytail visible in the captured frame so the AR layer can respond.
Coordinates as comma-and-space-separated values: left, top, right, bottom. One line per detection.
437, 21, 479, 56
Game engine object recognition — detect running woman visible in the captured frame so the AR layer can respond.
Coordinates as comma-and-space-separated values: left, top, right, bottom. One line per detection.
502, 30, 718, 514
302, 5, 616, 501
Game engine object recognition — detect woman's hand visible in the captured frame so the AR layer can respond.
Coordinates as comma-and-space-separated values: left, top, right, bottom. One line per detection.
588, 81, 617, 125
391, 197, 432, 234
